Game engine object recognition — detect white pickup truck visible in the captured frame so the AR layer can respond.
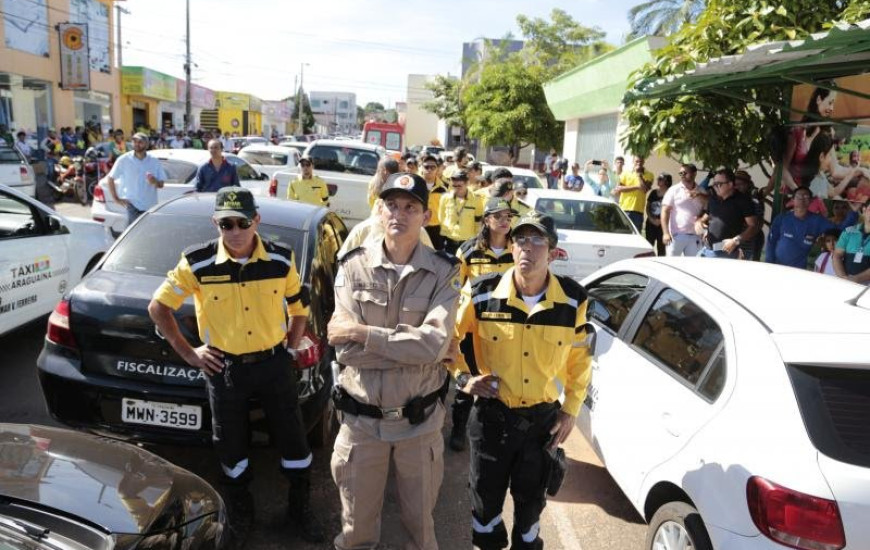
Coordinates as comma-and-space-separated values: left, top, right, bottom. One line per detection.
268, 139, 383, 229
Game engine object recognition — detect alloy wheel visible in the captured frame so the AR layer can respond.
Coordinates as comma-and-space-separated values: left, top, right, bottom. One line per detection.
652, 520, 693, 550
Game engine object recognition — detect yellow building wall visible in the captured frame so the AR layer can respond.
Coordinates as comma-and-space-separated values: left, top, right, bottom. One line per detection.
120, 95, 159, 133
0, 0, 121, 129
217, 109, 261, 136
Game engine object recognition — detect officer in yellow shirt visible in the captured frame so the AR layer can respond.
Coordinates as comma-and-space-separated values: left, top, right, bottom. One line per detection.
452, 210, 591, 550
421, 154, 447, 250
288, 156, 329, 207
439, 169, 484, 254
148, 187, 323, 544
443, 146, 470, 180
613, 156, 653, 231
513, 182, 532, 220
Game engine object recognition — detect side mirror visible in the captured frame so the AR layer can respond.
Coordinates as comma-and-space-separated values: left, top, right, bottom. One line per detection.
584, 323, 598, 355
47, 215, 69, 235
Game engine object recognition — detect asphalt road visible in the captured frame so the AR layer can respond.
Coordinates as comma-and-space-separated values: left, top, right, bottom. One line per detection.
2, 199, 648, 550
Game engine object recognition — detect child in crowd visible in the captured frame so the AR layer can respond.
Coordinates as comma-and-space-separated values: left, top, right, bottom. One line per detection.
814, 228, 842, 276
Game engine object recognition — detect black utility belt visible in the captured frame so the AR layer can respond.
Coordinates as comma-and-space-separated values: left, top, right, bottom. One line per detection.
220, 343, 283, 365
333, 375, 450, 425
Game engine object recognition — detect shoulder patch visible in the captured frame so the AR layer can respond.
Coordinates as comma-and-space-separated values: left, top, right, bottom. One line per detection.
469, 271, 502, 293
556, 274, 588, 303
458, 238, 478, 258
264, 240, 294, 260
183, 239, 219, 262
338, 245, 366, 263
434, 249, 461, 266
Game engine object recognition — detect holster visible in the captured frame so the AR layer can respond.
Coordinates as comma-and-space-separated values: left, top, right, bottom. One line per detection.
545, 446, 567, 497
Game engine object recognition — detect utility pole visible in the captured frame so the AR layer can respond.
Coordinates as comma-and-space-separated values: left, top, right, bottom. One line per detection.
184, 0, 192, 130
292, 74, 298, 134
115, 3, 129, 68
297, 63, 308, 135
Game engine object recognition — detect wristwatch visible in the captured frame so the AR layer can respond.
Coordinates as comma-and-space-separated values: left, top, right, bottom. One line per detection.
733, 235, 742, 245
456, 372, 472, 389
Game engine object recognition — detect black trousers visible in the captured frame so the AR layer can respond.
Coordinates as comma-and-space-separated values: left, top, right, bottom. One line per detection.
469, 398, 558, 550
425, 225, 445, 251
206, 347, 311, 484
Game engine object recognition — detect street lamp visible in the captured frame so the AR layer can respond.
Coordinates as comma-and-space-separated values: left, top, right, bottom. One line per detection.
298, 62, 310, 135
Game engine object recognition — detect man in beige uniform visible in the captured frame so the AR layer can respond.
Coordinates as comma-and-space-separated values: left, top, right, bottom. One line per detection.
327, 172, 461, 550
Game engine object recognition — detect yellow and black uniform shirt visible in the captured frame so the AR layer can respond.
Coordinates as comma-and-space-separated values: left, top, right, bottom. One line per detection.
439, 191, 484, 242
288, 174, 329, 207
153, 235, 310, 355
453, 268, 591, 417
456, 237, 515, 284
511, 199, 531, 228
427, 180, 448, 228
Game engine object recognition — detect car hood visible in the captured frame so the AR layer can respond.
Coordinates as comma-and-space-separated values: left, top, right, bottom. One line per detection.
0, 424, 221, 535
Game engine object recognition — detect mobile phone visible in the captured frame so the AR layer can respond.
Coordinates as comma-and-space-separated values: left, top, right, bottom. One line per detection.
591, 160, 602, 166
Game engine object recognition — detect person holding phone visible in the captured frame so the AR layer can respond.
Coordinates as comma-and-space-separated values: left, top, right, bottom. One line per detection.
613, 156, 653, 230
451, 210, 592, 550
584, 159, 614, 197
106, 132, 166, 226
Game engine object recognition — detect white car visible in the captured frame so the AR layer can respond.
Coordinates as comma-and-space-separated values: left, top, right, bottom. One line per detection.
91, 149, 268, 237
270, 139, 384, 228
278, 141, 309, 156
237, 144, 301, 179
0, 145, 35, 198
484, 165, 545, 189
579, 257, 870, 550
523, 189, 654, 281
0, 184, 110, 336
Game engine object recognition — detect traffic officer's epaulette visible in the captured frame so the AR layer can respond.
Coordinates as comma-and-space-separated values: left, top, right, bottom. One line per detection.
434, 249, 461, 266
431, 184, 447, 194
468, 271, 502, 293
337, 245, 365, 263
457, 238, 479, 259
263, 239, 294, 262
555, 274, 589, 303
182, 239, 219, 263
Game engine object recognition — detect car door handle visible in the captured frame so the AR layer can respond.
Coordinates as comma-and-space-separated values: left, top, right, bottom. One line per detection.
661, 412, 681, 437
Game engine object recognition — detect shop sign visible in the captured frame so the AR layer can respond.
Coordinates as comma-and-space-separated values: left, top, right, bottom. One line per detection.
58, 23, 90, 90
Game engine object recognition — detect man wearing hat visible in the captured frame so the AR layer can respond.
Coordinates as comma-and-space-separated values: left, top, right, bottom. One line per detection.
420, 153, 448, 250
439, 169, 485, 254
452, 209, 592, 550
327, 172, 461, 550
148, 187, 324, 544
288, 155, 329, 207
106, 132, 167, 226
449, 197, 517, 451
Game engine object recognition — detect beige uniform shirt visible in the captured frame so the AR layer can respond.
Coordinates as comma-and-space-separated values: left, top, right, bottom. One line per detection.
334, 240, 461, 441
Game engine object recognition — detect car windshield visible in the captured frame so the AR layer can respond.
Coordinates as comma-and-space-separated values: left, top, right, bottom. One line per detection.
534, 198, 634, 234
306, 145, 380, 176
101, 214, 306, 277
514, 174, 542, 189
0, 148, 24, 164
239, 150, 287, 166
160, 159, 198, 183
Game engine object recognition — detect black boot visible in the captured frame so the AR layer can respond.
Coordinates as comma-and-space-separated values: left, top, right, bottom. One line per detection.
287, 474, 325, 543
223, 484, 255, 549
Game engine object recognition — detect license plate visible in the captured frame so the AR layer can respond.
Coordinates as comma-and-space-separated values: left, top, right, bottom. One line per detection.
121, 398, 202, 430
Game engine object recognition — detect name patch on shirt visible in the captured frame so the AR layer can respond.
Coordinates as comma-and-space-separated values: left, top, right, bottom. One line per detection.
201, 275, 231, 283
470, 258, 490, 264
481, 311, 512, 320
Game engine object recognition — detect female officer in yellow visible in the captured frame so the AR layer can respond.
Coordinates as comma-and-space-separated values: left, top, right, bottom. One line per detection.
288, 156, 329, 207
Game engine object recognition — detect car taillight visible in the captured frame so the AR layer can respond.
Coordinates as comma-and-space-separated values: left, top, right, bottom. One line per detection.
293, 330, 324, 369
634, 251, 655, 258
47, 299, 78, 350
554, 247, 569, 260
326, 183, 337, 196
93, 185, 105, 203
747, 476, 845, 550
268, 178, 277, 197
20, 166, 32, 183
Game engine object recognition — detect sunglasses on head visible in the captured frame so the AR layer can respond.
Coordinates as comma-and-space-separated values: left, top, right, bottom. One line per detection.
218, 218, 253, 231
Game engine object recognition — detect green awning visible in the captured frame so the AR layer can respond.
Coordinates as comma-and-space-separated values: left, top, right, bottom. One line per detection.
625, 19, 870, 104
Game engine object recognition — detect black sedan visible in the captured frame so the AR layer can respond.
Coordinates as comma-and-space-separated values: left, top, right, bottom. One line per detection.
37, 194, 347, 446
0, 423, 224, 549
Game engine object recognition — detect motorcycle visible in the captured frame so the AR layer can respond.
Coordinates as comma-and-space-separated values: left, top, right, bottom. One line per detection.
48, 156, 88, 205
81, 147, 110, 201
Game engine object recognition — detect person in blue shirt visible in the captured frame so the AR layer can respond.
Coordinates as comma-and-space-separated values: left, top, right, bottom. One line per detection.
829, 198, 860, 231
833, 198, 870, 283
196, 139, 240, 192
766, 186, 835, 269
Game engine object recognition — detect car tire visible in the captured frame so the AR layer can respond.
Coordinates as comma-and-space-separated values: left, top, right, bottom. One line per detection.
308, 399, 337, 449
646, 501, 713, 550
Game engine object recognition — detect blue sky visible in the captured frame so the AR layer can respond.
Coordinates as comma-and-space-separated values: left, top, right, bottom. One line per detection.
120, 0, 637, 106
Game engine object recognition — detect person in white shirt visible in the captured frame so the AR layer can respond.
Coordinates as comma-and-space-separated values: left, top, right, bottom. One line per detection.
14, 131, 32, 160
170, 132, 187, 149
814, 228, 841, 276
661, 163, 706, 256
107, 132, 167, 226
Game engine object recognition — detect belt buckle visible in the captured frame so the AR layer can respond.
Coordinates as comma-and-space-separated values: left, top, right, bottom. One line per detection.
381, 407, 403, 420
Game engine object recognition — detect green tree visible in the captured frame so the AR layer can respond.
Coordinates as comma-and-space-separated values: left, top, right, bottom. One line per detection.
364, 102, 385, 113
622, 0, 868, 170
288, 89, 315, 134
463, 56, 562, 162
516, 8, 612, 76
628, 0, 706, 38
422, 75, 464, 128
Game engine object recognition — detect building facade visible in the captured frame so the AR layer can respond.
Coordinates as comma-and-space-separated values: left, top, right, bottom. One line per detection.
0, 0, 120, 143
404, 74, 445, 150
309, 91, 356, 134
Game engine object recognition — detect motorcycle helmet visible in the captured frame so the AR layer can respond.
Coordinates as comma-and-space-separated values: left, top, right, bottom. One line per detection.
60, 156, 72, 167
85, 147, 98, 159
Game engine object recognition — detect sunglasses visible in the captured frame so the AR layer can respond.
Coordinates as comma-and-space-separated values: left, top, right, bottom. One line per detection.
711, 180, 729, 187
514, 235, 549, 247
489, 212, 513, 221
218, 218, 254, 231
515, 191, 528, 197
422, 164, 437, 170
678, 171, 687, 176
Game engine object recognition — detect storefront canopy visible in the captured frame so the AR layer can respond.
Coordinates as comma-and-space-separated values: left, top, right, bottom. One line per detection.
624, 19, 870, 117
